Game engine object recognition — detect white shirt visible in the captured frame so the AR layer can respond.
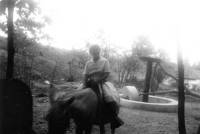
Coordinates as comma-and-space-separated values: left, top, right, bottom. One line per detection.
83, 57, 110, 75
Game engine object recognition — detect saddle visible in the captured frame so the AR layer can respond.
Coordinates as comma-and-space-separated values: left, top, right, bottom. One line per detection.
85, 73, 123, 128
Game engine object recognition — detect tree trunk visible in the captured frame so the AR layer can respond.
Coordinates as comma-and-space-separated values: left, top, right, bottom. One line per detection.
143, 61, 152, 102
6, 0, 15, 79
120, 69, 126, 84
51, 62, 57, 84
177, 46, 186, 134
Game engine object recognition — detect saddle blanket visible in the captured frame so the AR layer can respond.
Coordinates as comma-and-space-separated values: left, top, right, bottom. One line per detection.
102, 82, 120, 104
78, 82, 120, 104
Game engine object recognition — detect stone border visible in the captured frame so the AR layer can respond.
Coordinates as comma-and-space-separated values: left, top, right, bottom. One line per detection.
120, 95, 178, 113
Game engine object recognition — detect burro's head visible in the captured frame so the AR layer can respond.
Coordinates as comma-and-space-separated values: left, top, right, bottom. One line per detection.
46, 97, 74, 134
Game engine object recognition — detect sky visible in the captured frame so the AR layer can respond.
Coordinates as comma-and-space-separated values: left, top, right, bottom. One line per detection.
38, 0, 200, 64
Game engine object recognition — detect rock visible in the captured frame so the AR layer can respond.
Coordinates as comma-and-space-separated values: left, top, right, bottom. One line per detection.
119, 86, 139, 101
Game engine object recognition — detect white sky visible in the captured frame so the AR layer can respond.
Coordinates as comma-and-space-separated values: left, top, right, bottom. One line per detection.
38, 0, 200, 64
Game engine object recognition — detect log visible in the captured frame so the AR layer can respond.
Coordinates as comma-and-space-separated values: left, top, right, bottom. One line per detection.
140, 89, 200, 100
185, 88, 200, 98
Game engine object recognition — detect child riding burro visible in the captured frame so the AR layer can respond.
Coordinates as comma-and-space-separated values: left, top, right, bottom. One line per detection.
82, 44, 124, 128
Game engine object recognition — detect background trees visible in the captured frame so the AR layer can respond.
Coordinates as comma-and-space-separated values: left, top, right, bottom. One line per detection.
0, 0, 49, 84
1, 1, 200, 98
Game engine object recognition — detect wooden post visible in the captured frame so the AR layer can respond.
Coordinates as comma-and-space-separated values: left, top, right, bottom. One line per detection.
140, 57, 161, 102
143, 61, 152, 102
177, 46, 186, 134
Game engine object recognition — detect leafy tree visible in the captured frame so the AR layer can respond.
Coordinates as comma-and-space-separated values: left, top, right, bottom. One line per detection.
157, 48, 169, 61
193, 62, 200, 70
133, 36, 155, 57
0, 0, 15, 79
0, 0, 49, 79
0, 0, 48, 37
119, 54, 141, 83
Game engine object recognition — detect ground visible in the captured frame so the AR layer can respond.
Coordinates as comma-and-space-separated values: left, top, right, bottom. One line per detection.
32, 82, 200, 134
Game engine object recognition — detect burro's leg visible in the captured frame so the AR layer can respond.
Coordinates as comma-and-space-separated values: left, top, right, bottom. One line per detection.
85, 124, 92, 134
76, 125, 83, 134
111, 123, 116, 134
100, 124, 105, 134
107, 101, 124, 128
